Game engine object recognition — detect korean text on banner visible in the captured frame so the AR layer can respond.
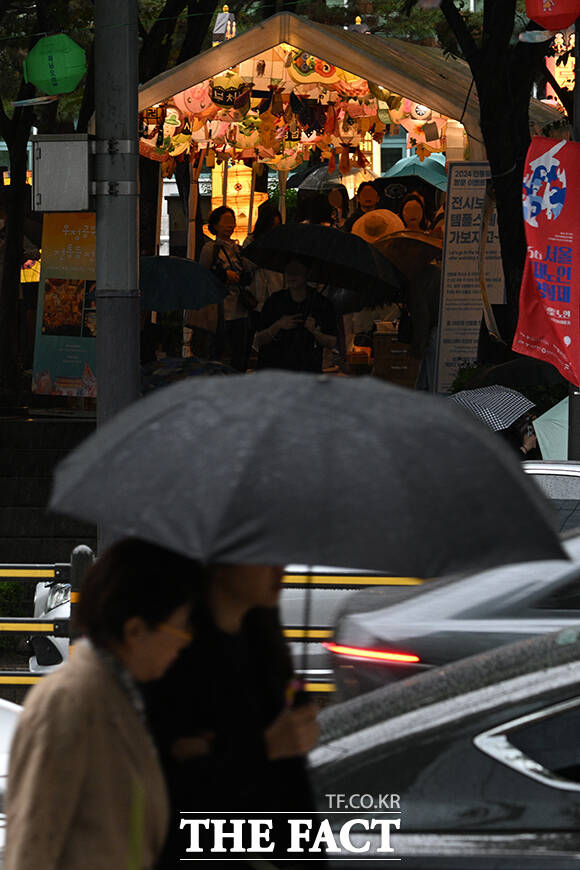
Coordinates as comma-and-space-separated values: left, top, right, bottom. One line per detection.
32, 213, 97, 397
435, 162, 505, 393
513, 137, 580, 386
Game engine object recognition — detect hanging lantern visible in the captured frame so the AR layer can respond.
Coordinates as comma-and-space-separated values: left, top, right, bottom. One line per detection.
525, 0, 580, 30
23, 34, 86, 96
210, 71, 248, 109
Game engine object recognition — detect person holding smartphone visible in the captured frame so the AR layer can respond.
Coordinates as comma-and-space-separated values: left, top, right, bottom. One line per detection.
254, 258, 337, 372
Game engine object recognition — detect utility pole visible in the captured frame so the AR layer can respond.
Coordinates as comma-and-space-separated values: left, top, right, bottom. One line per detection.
568, 17, 580, 460
94, 0, 140, 428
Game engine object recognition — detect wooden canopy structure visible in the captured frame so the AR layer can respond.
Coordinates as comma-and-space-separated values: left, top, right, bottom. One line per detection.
139, 12, 561, 160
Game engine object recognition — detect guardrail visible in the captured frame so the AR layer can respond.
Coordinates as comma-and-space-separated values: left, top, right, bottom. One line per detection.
0, 553, 423, 693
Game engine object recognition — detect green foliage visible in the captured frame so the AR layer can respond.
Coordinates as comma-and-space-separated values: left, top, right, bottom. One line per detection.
269, 184, 298, 223
0, 581, 33, 617
450, 359, 489, 393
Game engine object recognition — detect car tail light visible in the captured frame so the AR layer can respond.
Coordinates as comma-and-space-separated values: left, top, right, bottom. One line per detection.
323, 642, 420, 664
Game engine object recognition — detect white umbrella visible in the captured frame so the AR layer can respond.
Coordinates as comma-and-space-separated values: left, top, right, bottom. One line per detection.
449, 385, 534, 432
533, 398, 568, 460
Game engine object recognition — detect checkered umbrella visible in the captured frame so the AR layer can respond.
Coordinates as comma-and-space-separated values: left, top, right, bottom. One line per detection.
449, 385, 535, 431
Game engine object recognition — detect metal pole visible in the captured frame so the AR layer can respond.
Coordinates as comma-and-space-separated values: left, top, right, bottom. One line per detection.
222, 156, 228, 207
568, 17, 580, 460
247, 163, 256, 235
278, 169, 288, 223
94, 0, 140, 429
70, 545, 95, 643
187, 160, 200, 260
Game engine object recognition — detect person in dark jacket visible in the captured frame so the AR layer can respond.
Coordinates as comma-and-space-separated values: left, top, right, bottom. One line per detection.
145, 564, 318, 867
254, 259, 337, 372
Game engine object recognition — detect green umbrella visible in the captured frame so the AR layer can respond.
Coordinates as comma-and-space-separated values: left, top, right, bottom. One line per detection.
384, 154, 447, 191
533, 398, 568, 460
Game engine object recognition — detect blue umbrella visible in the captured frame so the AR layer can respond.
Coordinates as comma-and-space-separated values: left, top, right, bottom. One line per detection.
384, 154, 447, 191
139, 256, 228, 311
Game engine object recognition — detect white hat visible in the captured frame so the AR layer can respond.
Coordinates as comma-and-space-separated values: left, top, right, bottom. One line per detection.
351, 209, 404, 245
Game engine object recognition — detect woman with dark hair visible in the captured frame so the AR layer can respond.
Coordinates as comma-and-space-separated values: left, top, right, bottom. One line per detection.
249, 200, 282, 240
199, 206, 253, 372
6, 539, 205, 870
145, 563, 319, 865
327, 184, 350, 227
400, 192, 428, 231
243, 201, 284, 313
302, 192, 334, 226
343, 180, 380, 231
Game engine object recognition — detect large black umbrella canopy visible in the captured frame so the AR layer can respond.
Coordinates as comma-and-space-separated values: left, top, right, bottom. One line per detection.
139, 256, 227, 311
50, 372, 565, 577
244, 224, 405, 302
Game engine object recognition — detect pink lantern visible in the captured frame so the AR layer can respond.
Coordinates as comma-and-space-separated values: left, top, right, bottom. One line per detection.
525, 0, 580, 30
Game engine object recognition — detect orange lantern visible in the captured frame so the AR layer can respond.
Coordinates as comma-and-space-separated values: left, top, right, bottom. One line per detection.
525, 0, 580, 30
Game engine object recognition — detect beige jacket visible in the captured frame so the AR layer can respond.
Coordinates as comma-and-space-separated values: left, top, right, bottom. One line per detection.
5, 641, 169, 870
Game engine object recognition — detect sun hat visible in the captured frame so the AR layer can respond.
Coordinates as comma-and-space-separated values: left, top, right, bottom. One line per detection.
351, 209, 404, 245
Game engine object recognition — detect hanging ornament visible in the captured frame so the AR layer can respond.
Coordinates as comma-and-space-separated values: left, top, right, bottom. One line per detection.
210, 71, 249, 109
212, 4, 236, 45
525, 0, 580, 30
23, 34, 86, 96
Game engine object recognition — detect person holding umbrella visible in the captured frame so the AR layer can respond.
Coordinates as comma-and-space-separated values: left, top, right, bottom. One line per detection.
5, 539, 203, 870
144, 563, 319, 866
254, 258, 337, 372
199, 206, 254, 372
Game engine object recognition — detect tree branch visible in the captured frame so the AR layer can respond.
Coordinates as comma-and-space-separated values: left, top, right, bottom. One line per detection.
440, 0, 480, 72
482, 0, 517, 53
177, 0, 218, 64
540, 60, 573, 118
138, 0, 189, 82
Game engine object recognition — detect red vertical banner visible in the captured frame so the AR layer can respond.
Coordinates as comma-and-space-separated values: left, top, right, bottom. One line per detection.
513, 137, 580, 386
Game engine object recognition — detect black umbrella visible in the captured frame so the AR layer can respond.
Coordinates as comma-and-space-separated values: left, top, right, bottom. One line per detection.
139, 256, 227, 311
244, 224, 405, 303
141, 355, 237, 394
50, 371, 564, 578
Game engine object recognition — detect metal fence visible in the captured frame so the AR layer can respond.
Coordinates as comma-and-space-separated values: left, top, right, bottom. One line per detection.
0, 551, 421, 695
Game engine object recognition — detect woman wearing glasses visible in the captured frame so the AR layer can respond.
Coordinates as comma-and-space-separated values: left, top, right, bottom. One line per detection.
5, 538, 205, 870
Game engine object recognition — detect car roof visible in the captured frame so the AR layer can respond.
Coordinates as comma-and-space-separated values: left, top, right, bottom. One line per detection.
317, 623, 580, 749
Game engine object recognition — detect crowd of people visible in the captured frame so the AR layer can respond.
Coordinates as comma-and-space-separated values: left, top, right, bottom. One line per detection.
183, 179, 444, 384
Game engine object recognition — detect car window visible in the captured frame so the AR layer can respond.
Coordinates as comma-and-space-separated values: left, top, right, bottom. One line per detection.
533, 574, 580, 610
526, 472, 580, 532
552, 499, 580, 533
509, 701, 580, 783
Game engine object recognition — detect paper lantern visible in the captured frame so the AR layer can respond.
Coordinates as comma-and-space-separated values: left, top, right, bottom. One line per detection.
525, 0, 580, 30
24, 34, 86, 95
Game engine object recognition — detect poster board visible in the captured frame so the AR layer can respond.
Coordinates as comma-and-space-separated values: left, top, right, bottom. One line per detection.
435, 162, 505, 393
32, 213, 97, 397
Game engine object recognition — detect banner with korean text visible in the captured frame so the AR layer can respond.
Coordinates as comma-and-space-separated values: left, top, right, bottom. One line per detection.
435, 162, 505, 393
32, 213, 97, 397
513, 137, 580, 386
